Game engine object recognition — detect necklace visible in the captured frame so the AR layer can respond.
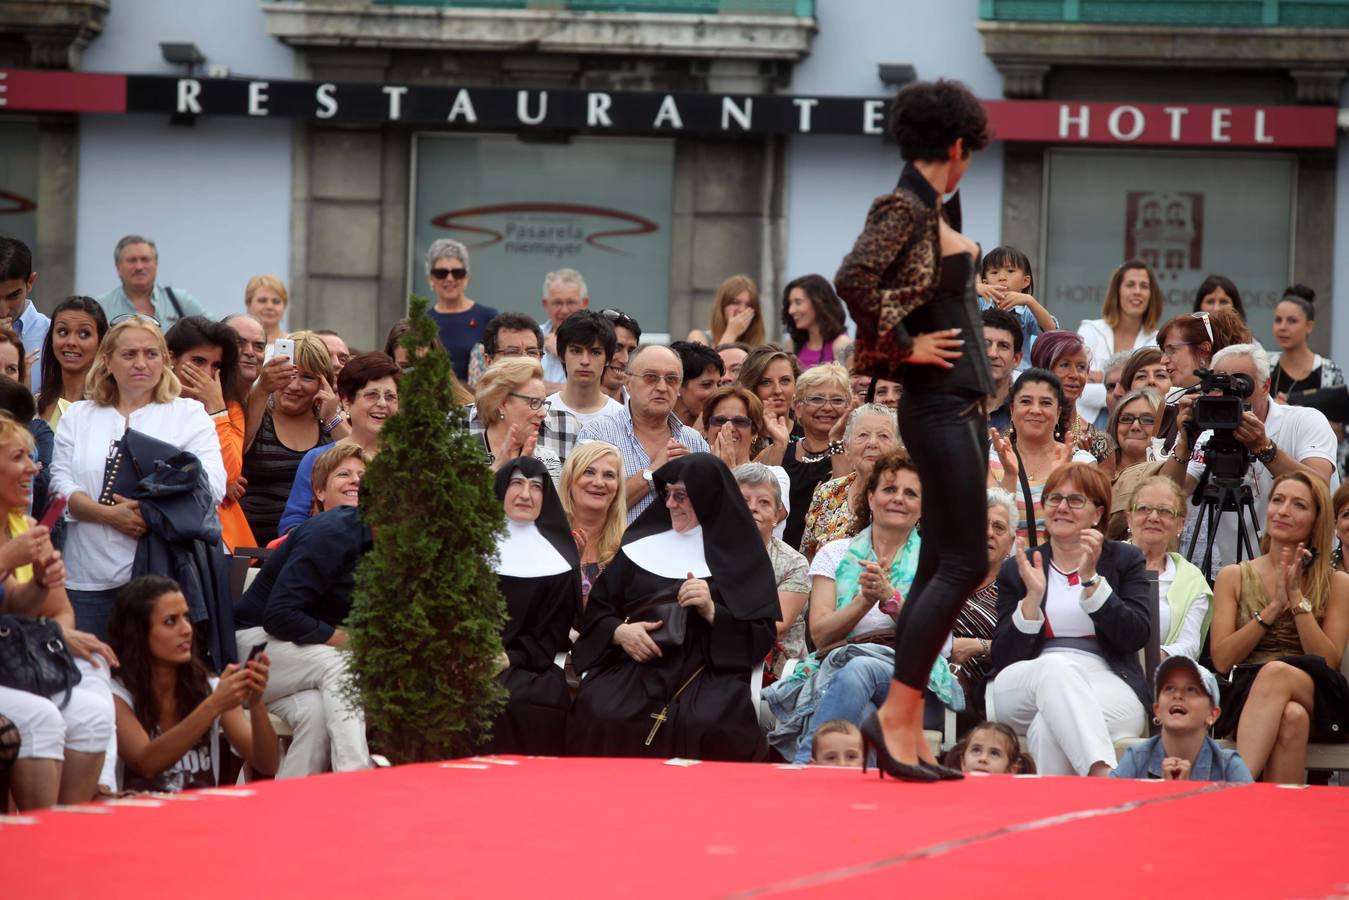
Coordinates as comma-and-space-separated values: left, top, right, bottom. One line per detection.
796, 438, 832, 464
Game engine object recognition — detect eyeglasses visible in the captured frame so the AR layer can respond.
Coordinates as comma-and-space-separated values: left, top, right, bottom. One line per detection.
430, 267, 468, 281
1132, 503, 1180, 521
358, 389, 399, 405
599, 308, 641, 333
802, 395, 849, 410
636, 372, 681, 388
664, 488, 689, 504
496, 346, 544, 359
1117, 413, 1156, 427
1043, 493, 1090, 510
111, 312, 160, 327
1161, 341, 1192, 358
508, 392, 546, 410
1190, 310, 1214, 345
708, 415, 753, 428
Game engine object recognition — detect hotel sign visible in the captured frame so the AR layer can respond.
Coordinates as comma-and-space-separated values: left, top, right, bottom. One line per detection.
0, 69, 1338, 148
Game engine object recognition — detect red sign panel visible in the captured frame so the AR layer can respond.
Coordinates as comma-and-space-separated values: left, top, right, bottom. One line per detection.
985, 100, 1337, 149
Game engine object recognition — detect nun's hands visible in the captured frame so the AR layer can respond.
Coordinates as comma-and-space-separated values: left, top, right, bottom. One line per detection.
614, 622, 663, 663
678, 572, 715, 624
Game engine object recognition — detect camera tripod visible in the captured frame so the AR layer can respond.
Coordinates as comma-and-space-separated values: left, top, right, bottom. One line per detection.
1185, 466, 1261, 580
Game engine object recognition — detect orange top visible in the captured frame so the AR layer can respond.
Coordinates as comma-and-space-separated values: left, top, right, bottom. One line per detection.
217, 402, 257, 552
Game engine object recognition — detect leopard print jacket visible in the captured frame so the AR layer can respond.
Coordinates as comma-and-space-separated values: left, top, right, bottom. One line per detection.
835, 164, 949, 382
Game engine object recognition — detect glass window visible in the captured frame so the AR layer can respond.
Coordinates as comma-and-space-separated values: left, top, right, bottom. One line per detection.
0, 121, 40, 255
1043, 149, 1295, 343
411, 134, 674, 332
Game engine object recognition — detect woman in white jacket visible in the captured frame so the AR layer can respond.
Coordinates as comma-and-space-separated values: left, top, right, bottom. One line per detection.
1077, 258, 1164, 425
51, 317, 226, 640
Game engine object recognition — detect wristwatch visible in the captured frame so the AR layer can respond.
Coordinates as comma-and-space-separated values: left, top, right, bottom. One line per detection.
1079, 574, 1100, 590
1255, 441, 1278, 466
1293, 598, 1314, 616
642, 467, 653, 484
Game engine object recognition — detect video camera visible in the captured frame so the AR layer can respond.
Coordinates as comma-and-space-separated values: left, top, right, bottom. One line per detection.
1185, 367, 1256, 483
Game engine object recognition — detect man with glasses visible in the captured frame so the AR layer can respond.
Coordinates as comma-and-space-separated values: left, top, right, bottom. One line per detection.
540, 268, 590, 388
547, 311, 623, 427
1161, 342, 1337, 570
599, 308, 642, 405
578, 344, 709, 522
98, 235, 207, 331
466, 311, 545, 387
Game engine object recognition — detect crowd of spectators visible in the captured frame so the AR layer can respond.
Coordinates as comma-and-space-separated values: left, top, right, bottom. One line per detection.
2, 190, 1348, 808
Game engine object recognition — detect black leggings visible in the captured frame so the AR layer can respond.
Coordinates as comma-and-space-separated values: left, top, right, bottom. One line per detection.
892, 389, 989, 691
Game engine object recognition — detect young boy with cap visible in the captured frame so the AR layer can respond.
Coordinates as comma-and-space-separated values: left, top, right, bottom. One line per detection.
1110, 655, 1253, 782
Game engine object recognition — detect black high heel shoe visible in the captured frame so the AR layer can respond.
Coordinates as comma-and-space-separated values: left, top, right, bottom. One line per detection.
919, 761, 965, 781
858, 712, 939, 782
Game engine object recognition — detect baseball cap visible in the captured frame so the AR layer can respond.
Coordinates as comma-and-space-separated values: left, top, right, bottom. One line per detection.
1154, 654, 1221, 707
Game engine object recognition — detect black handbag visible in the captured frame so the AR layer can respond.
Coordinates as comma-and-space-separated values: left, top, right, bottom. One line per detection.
100, 428, 181, 505
627, 588, 689, 649
0, 616, 82, 708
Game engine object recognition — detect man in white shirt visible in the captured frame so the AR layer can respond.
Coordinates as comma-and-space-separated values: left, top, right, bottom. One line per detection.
547, 310, 623, 427
1161, 343, 1338, 567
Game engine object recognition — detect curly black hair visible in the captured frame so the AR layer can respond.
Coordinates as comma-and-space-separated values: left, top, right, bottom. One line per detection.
887, 79, 990, 162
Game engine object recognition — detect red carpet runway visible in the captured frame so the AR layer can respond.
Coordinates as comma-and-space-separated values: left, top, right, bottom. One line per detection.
4, 757, 1347, 898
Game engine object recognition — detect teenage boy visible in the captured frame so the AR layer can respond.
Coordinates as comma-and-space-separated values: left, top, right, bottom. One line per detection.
548, 311, 623, 427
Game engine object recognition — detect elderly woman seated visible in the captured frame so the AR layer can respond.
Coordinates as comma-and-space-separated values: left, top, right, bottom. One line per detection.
799, 403, 899, 561
1209, 472, 1349, 784
567, 454, 779, 761
990, 462, 1151, 776
488, 457, 579, 756
762, 450, 964, 763
733, 462, 809, 675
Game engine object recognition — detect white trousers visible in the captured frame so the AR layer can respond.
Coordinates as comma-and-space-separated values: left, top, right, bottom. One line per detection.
236, 627, 368, 776
0, 658, 114, 760
990, 651, 1146, 776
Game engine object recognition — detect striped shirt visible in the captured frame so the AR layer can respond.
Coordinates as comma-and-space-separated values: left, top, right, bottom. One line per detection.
240, 410, 331, 546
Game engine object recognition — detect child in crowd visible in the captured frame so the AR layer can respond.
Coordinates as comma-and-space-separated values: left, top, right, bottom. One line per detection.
978, 246, 1056, 369
943, 721, 1036, 774
1110, 656, 1253, 783
810, 720, 864, 768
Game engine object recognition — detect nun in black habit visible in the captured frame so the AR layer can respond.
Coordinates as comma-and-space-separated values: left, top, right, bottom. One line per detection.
488, 456, 579, 756
566, 453, 779, 761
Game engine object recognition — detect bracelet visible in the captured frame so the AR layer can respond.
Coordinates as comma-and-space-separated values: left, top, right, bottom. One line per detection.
1253, 610, 1273, 629
208, 408, 229, 419
827, 440, 845, 457
979, 638, 990, 656
321, 414, 344, 434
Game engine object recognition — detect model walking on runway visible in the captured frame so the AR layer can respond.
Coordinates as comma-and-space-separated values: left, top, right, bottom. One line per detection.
835, 79, 994, 781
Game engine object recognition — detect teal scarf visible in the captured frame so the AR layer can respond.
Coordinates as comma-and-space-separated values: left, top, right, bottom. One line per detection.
790, 526, 964, 710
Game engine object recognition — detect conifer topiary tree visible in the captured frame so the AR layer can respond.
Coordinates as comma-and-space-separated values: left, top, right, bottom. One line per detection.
345, 295, 506, 763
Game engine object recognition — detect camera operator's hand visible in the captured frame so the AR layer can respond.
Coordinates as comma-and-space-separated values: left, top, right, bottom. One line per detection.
1234, 410, 1269, 454
1171, 393, 1197, 455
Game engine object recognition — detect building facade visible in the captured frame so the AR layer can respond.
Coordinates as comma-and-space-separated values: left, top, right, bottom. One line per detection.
2, 0, 1347, 359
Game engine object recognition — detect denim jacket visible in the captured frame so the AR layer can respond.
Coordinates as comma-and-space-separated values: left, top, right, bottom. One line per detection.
1110, 735, 1253, 783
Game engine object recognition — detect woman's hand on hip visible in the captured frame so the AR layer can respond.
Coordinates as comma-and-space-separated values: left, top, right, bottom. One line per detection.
907, 329, 963, 369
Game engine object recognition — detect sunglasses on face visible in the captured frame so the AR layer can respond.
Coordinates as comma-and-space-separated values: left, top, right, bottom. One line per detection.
111, 312, 160, 326
431, 267, 468, 281
708, 415, 753, 429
